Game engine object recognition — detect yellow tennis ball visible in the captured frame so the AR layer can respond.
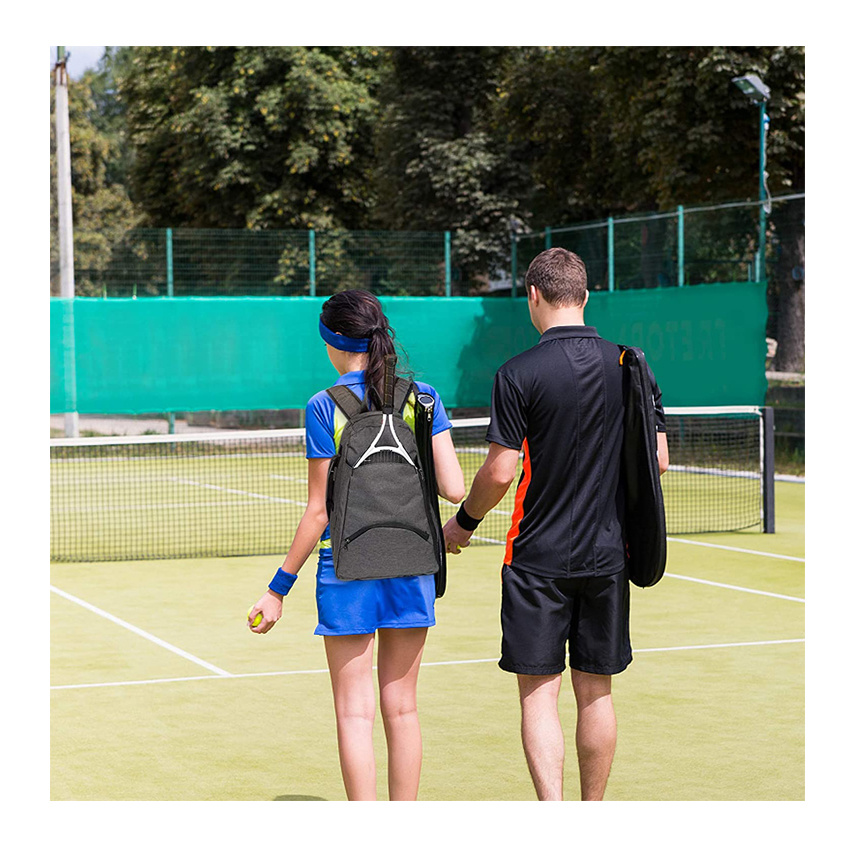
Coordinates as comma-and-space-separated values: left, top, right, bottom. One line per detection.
249, 611, 262, 628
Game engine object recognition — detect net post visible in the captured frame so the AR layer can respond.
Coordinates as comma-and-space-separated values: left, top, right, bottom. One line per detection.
607, 217, 615, 291
762, 406, 775, 533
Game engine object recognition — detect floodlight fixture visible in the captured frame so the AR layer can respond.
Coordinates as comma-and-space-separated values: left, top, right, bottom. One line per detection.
733, 74, 771, 103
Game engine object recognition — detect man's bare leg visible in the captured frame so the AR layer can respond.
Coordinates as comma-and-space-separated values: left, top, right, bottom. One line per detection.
517, 673, 564, 801
571, 669, 616, 801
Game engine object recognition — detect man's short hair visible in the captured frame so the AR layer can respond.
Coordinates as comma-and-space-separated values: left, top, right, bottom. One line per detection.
525, 248, 588, 307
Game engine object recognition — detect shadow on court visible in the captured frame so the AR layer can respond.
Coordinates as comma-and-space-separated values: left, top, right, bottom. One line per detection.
274, 795, 327, 801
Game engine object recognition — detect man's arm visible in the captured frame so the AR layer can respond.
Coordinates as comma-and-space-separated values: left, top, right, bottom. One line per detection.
443, 442, 520, 554
647, 363, 668, 475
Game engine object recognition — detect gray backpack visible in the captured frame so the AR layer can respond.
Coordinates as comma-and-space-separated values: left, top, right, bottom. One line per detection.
324, 367, 443, 582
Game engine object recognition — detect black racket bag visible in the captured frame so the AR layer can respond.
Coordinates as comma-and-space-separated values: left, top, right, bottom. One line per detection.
619, 346, 667, 588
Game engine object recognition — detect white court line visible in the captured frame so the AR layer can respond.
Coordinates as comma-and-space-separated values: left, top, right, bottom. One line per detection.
50, 638, 805, 691
454, 535, 803, 600
171, 477, 307, 507
55, 499, 294, 514
464, 534, 804, 564
50, 586, 232, 677
634, 638, 804, 653
666, 536, 804, 562
664, 573, 804, 603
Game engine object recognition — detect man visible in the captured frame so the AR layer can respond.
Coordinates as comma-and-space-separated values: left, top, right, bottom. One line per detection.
443, 248, 668, 801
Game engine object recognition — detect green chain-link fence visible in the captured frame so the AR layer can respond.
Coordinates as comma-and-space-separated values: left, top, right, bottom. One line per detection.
50, 195, 803, 301
516, 194, 803, 294
51, 230, 451, 299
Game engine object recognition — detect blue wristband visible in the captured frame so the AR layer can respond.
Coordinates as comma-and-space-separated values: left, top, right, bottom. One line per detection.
268, 568, 298, 596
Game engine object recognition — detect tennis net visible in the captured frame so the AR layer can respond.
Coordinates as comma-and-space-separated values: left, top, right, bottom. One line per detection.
50, 407, 774, 562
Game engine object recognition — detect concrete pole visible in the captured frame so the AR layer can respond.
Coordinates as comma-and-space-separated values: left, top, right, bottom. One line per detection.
55, 47, 79, 437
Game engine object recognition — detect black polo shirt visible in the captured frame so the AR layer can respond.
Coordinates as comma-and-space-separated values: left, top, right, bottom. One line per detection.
486, 325, 665, 579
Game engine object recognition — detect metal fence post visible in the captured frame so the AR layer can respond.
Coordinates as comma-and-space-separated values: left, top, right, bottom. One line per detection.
677, 205, 685, 287
166, 228, 174, 297
166, 227, 175, 433
309, 230, 316, 296
511, 231, 518, 298
607, 217, 615, 292
444, 231, 452, 296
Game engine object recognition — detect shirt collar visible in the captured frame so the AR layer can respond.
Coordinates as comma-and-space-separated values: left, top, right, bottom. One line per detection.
538, 325, 601, 342
334, 369, 367, 386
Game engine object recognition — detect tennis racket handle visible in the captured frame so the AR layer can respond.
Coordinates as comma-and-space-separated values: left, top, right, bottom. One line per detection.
383, 355, 397, 408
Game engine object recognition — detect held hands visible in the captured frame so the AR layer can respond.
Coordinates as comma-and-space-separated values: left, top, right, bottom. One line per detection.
247, 590, 283, 634
443, 514, 473, 555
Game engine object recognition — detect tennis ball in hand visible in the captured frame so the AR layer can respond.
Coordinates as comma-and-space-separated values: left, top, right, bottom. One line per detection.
248, 611, 262, 628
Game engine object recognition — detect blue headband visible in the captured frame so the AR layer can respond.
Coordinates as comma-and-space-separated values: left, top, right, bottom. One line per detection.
319, 318, 370, 353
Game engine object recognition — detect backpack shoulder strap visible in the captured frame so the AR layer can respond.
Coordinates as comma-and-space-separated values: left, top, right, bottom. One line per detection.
326, 385, 366, 421
393, 379, 415, 415
618, 343, 642, 366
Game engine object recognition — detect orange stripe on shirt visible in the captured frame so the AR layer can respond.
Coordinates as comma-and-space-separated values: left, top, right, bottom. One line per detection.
504, 438, 531, 566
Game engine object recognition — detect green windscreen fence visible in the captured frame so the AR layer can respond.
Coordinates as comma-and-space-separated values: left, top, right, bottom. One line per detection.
50, 282, 767, 414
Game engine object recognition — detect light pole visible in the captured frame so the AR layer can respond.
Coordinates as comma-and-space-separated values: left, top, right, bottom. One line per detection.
733, 73, 771, 283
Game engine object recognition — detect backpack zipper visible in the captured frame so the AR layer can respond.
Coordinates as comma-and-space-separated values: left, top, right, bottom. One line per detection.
343, 521, 430, 548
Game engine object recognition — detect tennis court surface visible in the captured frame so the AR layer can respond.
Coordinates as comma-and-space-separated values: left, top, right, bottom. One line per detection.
50, 480, 803, 801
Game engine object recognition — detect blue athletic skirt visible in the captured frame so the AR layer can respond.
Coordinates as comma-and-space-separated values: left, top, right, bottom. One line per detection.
314, 555, 436, 636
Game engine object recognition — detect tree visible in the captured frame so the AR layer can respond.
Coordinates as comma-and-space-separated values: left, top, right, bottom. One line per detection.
50, 65, 140, 296
118, 47, 386, 231
372, 47, 529, 287
498, 46, 804, 367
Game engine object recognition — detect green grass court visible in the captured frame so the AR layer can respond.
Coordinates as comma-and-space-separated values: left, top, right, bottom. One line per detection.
50, 481, 804, 801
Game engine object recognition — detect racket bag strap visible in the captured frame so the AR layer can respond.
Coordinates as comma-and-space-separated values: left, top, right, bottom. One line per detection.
393, 379, 415, 414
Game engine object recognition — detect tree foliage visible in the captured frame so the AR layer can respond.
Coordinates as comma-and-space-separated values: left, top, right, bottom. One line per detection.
50, 63, 140, 296
497, 46, 804, 220
118, 46, 386, 230
371, 48, 528, 283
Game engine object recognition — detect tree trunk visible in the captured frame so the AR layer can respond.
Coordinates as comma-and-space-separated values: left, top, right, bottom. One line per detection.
771, 212, 805, 373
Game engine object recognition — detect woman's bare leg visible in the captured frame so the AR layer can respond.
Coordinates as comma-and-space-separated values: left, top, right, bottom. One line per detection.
376, 627, 428, 800
324, 633, 377, 800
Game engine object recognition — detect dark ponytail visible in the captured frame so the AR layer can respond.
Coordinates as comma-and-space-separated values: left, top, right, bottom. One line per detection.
320, 290, 410, 409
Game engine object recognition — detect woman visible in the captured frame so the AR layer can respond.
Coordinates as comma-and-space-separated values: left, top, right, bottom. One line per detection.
249, 290, 465, 801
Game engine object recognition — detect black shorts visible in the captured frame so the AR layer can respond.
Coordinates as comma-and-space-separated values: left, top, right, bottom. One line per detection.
499, 564, 632, 676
